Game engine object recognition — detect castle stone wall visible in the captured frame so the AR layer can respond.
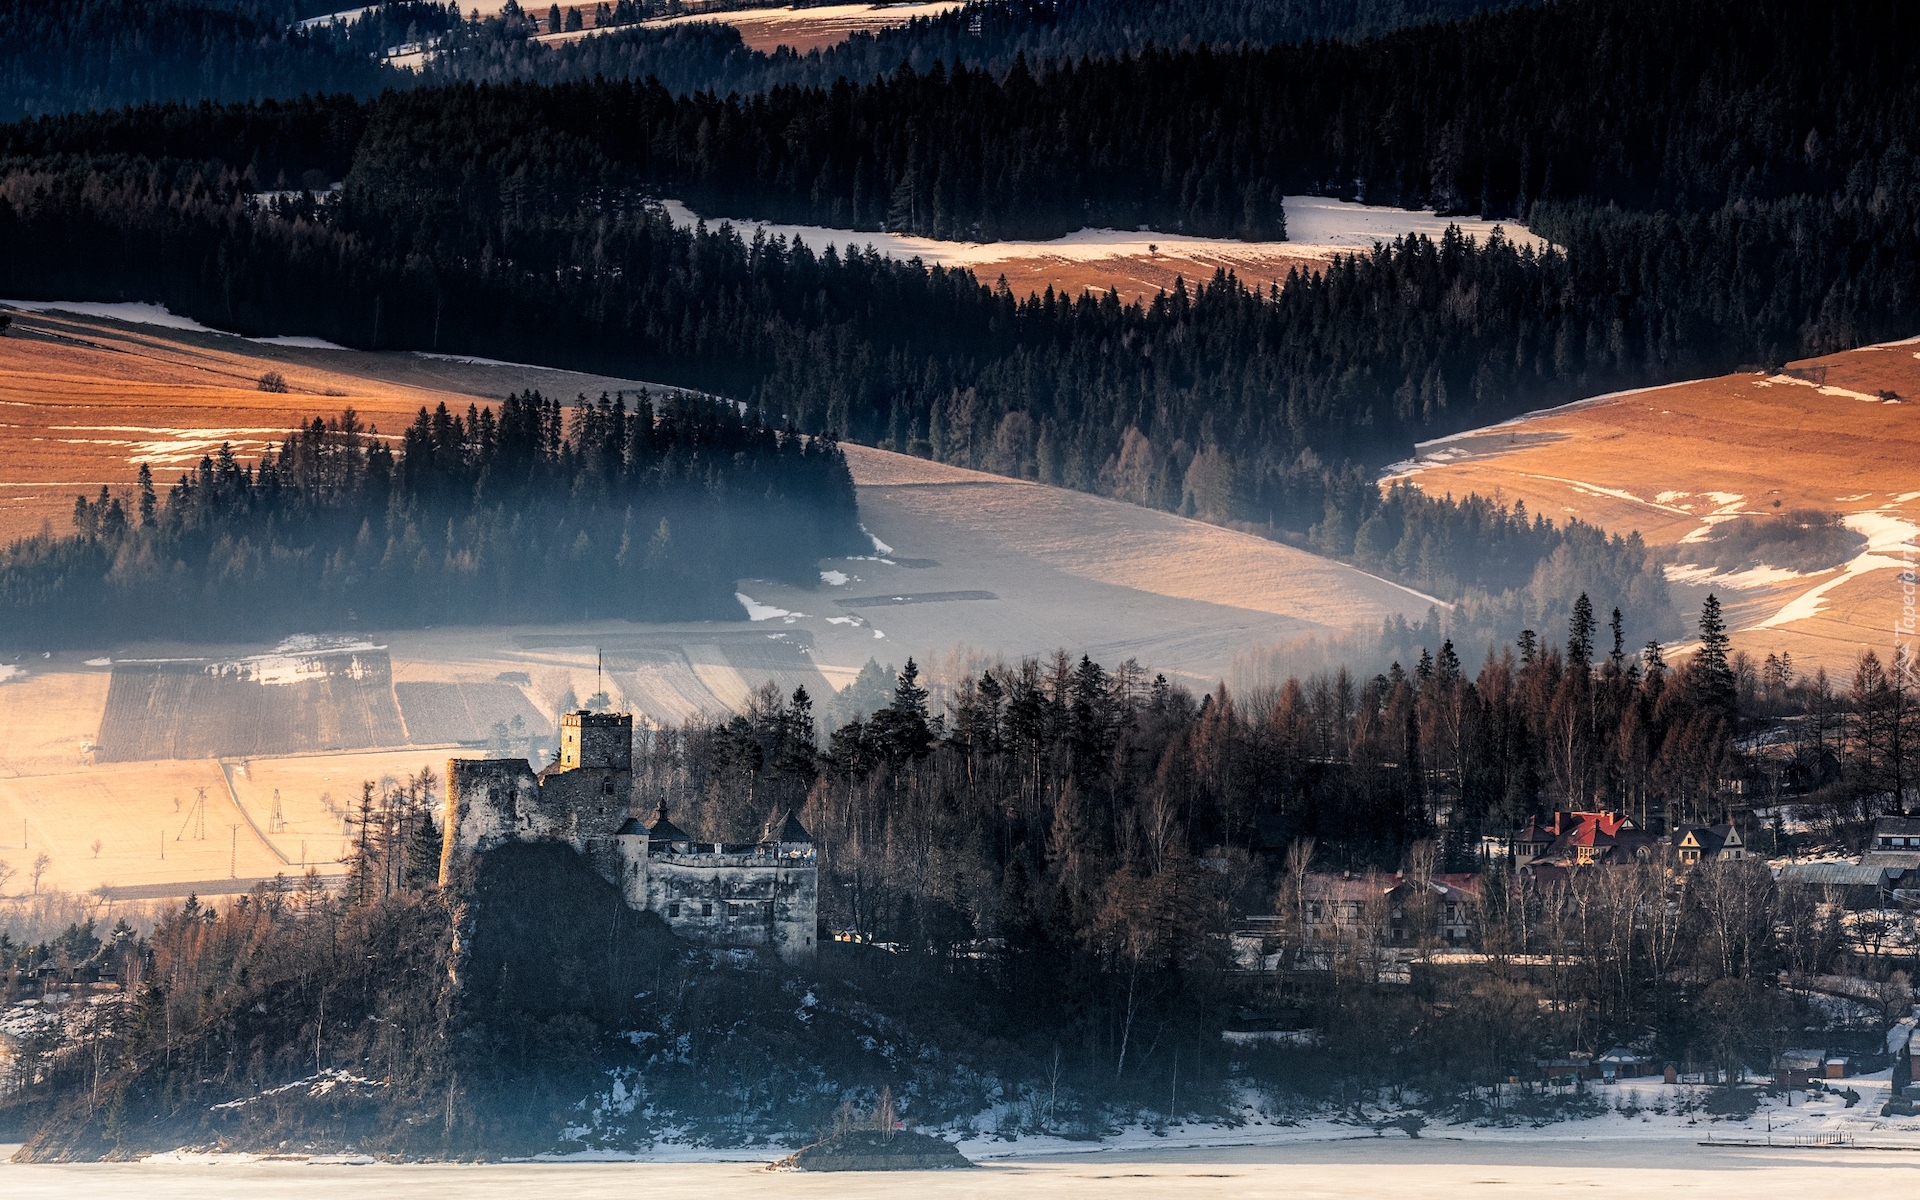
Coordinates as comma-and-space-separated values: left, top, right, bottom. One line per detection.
442, 709, 817, 962
643, 844, 818, 960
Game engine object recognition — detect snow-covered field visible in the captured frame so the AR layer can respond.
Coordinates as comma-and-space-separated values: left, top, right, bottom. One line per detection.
3, 299, 349, 348
661, 196, 1549, 268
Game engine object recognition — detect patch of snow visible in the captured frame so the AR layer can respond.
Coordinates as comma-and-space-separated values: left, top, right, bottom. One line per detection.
1655, 490, 1691, 504
49, 423, 299, 467
873, 629, 886, 639
1519, 474, 1694, 515
294, 4, 377, 29
658, 195, 1550, 273
413, 351, 567, 371
5, 298, 360, 353
84, 657, 110, 666
249, 335, 350, 350
223, 637, 379, 686
209, 1068, 383, 1111
729, 591, 798, 622
1282, 196, 1552, 253
0, 664, 22, 683
824, 616, 860, 626
2, 299, 217, 333
735, 592, 793, 622
860, 524, 894, 556
1678, 516, 1744, 544
819, 569, 849, 586
1766, 373, 1889, 404
1663, 563, 1823, 590
1758, 509, 1918, 629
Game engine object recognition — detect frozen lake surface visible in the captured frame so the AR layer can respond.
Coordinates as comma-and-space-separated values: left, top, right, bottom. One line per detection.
3, 1137, 1916, 1198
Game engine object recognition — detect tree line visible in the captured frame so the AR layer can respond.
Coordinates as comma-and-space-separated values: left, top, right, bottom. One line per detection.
396, 0, 1920, 246
0, 0, 1534, 120
0, 392, 863, 646
0, 0, 399, 122
2, 0, 1914, 636
8, 598, 1916, 1149
0, 151, 1682, 638
632, 593, 1912, 1099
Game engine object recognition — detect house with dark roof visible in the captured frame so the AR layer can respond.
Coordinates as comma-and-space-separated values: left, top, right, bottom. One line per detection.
1873, 816, 1920, 852
1502, 811, 1660, 873
1671, 823, 1745, 866
1280, 871, 1484, 950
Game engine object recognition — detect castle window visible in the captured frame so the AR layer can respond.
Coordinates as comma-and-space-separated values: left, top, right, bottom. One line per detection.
667, 903, 680, 918
602, 779, 615, 796
701, 902, 713, 917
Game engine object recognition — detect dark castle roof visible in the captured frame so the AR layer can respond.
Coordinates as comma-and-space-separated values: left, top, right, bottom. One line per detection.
615, 816, 647, 836
764, 807, 813, 844
648, 802, 691, 842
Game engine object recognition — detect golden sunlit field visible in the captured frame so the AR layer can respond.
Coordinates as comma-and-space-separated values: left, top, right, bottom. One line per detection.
1392, 337, 1920, 669
662, 196, 1547, 308
0, 307, 681, 544
633, 1, 963, 54
7, 299, 1905, 905
980, 249, 1332, 308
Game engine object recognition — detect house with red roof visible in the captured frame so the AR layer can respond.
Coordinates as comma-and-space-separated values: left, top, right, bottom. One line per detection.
1500, 811, 1660, 873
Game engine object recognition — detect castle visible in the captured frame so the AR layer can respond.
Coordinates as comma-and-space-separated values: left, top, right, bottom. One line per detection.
439, 710, 818, 962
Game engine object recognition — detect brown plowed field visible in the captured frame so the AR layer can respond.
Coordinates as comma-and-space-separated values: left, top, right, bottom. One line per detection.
1393, 337, 1920, 668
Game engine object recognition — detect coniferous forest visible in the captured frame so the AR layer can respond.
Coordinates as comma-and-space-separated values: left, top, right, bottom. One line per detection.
0, 0, 1538, 119
2, 0, 1914, 636
0, 394, 862, 647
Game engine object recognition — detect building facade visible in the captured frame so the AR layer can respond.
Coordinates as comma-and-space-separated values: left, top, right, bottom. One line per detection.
441, 709, 818, 962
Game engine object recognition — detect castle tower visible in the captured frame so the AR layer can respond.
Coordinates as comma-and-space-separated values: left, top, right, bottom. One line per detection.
557, 709, 633, 771
445, 710, 816, 963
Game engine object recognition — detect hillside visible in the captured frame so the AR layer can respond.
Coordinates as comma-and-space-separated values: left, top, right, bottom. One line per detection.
0, 304, 692, 544
10, 842, 998, 1161
1389, 338, 1920, 668
0, 305, 1428, 901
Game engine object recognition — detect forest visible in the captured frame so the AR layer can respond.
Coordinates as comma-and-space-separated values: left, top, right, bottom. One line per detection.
0, 392, 863, 647
0, 0, 394, 121
0, 0, 1539, 119
6, 598, 1916, 1153
0, 0, 1913, 642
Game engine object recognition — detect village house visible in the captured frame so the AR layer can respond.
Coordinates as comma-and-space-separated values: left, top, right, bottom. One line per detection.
1252, 870, 1483, 954
1670, 822, 1745, 865
1500, 811, 1660, 873
1871, 815, 1920, 854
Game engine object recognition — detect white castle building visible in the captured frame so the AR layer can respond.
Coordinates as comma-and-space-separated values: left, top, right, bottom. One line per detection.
439, 710, 818, 962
